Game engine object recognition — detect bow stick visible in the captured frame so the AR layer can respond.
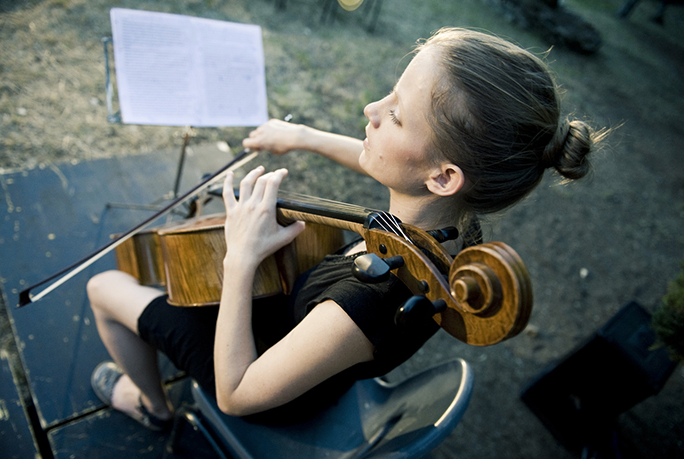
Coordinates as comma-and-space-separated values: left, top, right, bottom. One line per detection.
17, 148, 259, 307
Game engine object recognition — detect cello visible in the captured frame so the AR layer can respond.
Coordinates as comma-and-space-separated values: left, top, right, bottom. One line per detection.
18, 149, 532, 346
115, 189, 532, 347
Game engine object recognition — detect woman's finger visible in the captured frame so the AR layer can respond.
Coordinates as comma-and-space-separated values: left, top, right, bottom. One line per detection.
262, 169, 288, 206
222, 171, 236, 207
239, 166, 265, 202
249, 170, 275, 204
243, 126, 264, 149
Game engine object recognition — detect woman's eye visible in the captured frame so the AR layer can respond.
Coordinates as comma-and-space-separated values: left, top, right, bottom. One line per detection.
389, 109, 401, 126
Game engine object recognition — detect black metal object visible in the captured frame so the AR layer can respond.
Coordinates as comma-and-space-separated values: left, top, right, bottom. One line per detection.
165, 406, 230, 459
426, 226, 459, 243
521, 301, 677, 452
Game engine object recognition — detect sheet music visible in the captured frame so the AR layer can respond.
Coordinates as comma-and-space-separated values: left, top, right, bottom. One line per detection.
110, 8, 268, 127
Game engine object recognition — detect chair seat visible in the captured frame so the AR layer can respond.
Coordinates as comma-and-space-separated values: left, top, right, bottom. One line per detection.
171, 358, 473, 459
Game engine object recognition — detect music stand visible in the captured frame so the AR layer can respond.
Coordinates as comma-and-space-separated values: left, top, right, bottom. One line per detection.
99, 9, 268, 217
101, 36, 195, 213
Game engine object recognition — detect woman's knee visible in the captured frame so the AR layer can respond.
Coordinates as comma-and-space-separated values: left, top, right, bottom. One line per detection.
87, 270, 163, 331
87, 270, 138, 311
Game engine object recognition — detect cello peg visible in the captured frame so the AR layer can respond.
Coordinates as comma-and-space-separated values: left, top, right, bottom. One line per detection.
394, 296, 447, 328
352, 253, 404, 284
427, 226, 459, 243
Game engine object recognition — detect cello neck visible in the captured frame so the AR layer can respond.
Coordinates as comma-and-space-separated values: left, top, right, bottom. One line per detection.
277, 207, 364, 233
274, 190, 399, 235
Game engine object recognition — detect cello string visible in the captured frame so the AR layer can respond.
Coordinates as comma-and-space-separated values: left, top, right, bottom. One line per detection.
384, 213, 412, 243
277, 190, 374, 216
375, 212, 412, 244
210, 180, 417, 244
279, 191, 414, 244
277, 190, 414, 245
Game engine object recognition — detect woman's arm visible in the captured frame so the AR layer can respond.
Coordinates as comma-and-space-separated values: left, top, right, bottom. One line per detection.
242, 119, 367, 175
215, 294, 374, 416
213, 167, 374, 416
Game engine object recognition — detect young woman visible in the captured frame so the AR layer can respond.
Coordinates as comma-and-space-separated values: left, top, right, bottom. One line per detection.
88, 28, 602, 429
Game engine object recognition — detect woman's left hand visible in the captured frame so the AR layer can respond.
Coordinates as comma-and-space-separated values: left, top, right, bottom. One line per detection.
221, 166, 306, 270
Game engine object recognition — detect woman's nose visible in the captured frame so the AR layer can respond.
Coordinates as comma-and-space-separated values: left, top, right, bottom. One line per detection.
364, 100, 381, 128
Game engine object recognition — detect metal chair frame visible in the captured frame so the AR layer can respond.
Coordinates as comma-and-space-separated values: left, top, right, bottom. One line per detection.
166, 358, 473, 459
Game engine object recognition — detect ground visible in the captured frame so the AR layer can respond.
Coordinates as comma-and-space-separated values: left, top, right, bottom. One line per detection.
1, 0, 683, 458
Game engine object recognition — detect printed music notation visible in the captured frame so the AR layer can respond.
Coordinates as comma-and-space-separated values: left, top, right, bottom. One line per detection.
110, 8, 268, 127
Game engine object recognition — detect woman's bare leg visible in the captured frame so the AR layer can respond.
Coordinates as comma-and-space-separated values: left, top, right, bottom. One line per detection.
87, 270, 172, 420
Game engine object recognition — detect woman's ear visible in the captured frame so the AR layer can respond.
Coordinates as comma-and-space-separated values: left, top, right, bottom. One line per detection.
425, 163, 465, 197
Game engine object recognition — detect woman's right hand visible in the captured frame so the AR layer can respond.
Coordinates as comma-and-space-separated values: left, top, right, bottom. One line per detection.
243, 119, 367, 175
242, 119, 305, 155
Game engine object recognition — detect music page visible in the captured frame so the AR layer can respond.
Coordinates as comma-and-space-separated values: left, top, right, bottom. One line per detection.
110, 8, 268, 127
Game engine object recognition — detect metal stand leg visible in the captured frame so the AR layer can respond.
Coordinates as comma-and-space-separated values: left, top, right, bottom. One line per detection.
172, 127, 195, 199
104, 127, 195, 215
165, 405, 230, 459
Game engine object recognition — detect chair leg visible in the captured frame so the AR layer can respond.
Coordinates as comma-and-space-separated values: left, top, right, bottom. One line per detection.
165, 405, 188, 457
165, 404, 230, 459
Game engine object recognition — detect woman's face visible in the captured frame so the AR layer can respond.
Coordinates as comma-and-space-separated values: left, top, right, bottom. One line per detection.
359, 46, 441, 196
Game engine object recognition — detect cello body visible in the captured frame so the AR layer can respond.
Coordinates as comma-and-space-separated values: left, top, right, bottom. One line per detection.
115, 213, 345, 306
114, 227, 166, 288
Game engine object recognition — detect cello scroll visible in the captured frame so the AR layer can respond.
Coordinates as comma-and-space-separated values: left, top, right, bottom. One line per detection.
361, 229, 532, 346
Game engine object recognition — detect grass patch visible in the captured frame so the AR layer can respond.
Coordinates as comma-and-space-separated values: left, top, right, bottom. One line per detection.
1, 0, 682, 172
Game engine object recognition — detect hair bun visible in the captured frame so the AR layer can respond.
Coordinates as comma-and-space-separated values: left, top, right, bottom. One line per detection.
541, 119, 593, 180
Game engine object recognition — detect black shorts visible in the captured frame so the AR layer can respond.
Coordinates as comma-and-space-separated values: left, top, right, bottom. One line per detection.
137, 294, 293, 395
137, 294, 355, 424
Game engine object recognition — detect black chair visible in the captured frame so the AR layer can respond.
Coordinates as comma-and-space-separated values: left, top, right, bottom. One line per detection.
167, 358, 473, 459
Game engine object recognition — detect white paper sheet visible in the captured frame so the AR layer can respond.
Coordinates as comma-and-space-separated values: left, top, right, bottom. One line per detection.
110, 8, 268, 127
